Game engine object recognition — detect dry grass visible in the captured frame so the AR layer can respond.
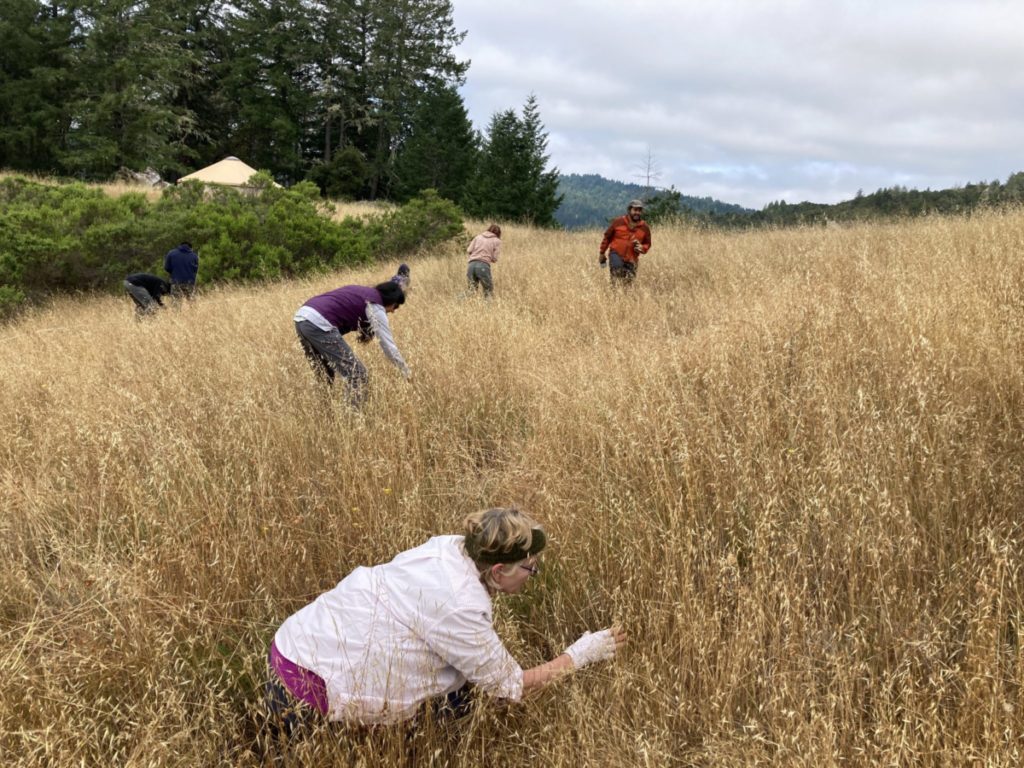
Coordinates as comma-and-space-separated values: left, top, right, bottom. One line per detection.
330, 199, 398, 222
0, 171, 165, 202
1, 211, 1023, 766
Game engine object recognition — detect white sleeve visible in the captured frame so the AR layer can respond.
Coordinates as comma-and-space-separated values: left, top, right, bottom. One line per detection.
366, 303, 410, 378
424, 608, 524, 702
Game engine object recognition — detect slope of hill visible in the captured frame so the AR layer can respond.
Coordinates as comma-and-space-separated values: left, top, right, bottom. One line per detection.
555, 172, 752, 228
3, 212, 1023, 765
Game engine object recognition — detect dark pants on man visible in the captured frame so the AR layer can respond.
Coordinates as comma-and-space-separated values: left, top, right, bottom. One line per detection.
171, 282, 196, 300
608, 250, 637, 284
295, 320, 368, 405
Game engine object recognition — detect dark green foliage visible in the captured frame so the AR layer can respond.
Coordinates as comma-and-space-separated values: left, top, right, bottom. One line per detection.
465, 95, 563, 227
0, 0, 79, 173
217, 0, 319, 185
642, 187, 687, 224
0, 176, 463, 319
307, 147, 371, 200
59, 0, 201, 177
366, 188, 464, 259
0, 0, 468, 189
391, 85, 478, 204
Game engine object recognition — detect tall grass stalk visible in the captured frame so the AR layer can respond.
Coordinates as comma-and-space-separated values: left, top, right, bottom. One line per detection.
1, 211, 1022, 766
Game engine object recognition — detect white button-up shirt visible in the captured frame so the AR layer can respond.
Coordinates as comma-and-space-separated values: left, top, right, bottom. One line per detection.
274, 535, 524, 724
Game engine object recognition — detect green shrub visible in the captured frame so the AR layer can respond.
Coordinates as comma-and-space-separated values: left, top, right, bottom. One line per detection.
0, 177, 464, 320
371, 188, 464, 260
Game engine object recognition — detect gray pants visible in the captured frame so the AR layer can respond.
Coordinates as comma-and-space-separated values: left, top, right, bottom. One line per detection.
608, 251, 637, 284
294, 320, 368, 405
467, 261, 494, 296
124, 281, 158, 315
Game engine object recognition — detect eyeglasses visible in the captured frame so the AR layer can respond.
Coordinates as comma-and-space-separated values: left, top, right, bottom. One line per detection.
519, 563, 540, 576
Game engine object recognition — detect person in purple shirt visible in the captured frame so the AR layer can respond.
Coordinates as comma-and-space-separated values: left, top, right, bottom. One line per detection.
293, 268, 411, 404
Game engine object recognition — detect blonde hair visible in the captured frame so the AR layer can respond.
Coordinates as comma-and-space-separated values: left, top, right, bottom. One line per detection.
463, 507, 541, 590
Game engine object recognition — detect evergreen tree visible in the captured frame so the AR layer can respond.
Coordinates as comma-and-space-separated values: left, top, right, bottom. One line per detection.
357, 0, 467, 198
218, 0, 320, 184
0, 1, 78, 172
391, 84, 477, 203
162, 0, 232, 174
466, 95, 562, 226
518, 94, 562, 226
59, 0, 200, 177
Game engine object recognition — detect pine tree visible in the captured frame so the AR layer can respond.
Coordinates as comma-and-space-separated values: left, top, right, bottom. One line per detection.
59, 0, 200, 177
466, 95, 562, 226
391, 84, 478, 203
305, 0, 468, 197
218, 0, 320, 184
0, 1, 78, 172
519, 94, 562, 227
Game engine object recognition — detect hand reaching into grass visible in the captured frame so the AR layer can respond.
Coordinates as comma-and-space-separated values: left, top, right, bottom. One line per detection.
563, 626, 627, 669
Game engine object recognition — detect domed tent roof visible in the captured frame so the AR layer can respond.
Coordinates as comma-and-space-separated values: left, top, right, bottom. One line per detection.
178, 156, 263, 186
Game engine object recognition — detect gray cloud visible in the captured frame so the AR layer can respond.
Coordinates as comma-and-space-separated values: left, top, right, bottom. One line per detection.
452, 0, 1024, 208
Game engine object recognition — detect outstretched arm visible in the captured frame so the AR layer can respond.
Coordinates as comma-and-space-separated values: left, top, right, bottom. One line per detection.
522, 626, 627, 695
366, 303, 411, 378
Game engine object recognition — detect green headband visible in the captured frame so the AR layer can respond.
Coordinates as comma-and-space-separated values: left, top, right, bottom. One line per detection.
466, 528, 546, 564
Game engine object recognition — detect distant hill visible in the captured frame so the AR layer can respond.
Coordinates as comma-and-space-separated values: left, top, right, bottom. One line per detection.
555, 173, 752, 229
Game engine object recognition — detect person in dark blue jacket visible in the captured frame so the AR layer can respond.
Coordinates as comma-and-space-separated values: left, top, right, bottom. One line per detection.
164, 242, 199, 299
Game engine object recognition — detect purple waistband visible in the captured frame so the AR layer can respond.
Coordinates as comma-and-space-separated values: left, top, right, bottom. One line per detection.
269, 640, 329, 715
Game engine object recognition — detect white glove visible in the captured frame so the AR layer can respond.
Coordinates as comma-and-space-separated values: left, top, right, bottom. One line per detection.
563, 629, 617, 669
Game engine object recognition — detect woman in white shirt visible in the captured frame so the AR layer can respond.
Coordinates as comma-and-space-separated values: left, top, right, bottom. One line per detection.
267, 507, 626, 735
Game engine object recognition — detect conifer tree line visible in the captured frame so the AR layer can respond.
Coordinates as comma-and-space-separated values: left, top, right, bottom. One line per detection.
0, 0, 562, 224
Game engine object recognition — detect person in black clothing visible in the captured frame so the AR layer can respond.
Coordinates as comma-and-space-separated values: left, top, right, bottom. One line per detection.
124, 273, 171, 316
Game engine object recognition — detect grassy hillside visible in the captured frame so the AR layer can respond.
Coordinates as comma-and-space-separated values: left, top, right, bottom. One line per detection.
2, 212, 1023, 766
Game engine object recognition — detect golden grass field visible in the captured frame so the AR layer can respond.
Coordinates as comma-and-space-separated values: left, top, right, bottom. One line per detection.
1, 210, 1023, 766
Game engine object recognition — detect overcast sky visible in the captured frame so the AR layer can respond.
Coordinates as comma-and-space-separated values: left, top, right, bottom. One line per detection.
451, 0, 1024, 209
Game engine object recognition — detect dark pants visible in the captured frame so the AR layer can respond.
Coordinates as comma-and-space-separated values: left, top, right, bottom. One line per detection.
170, 282, 196, 300
608, 250, 637, 284
295, 320, 369, 405
263, 675, 474, 743
467, 261, 494, 296
264, 675, 318, 740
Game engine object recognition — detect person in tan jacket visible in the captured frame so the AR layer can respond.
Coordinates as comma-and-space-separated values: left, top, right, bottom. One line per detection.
467, 224, 502, 297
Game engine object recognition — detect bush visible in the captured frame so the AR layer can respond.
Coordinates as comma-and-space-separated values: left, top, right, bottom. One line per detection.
0, 177, 464, 319
369, 189, 464, 260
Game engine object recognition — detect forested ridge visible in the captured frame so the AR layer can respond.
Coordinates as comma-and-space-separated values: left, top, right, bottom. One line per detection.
558, 172, 1024, 230
555, 173, 750, 229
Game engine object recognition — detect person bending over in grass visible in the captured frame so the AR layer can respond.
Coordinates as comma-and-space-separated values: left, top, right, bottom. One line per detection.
293, 266, 411, 405
123, 272, 171, 317
265, 506, 626, 738
466, 223, 502, 297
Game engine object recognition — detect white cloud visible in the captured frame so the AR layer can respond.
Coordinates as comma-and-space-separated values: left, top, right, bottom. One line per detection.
452, 0, 1024, 208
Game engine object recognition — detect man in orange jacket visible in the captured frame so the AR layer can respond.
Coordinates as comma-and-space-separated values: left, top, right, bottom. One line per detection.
599, 199, 652, 284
